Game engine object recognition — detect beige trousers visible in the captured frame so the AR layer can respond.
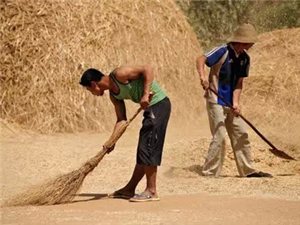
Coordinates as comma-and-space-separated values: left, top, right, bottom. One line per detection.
202, 101, 256, 177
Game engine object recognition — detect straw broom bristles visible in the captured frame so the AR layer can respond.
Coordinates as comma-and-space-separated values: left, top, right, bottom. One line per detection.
4, 150, 108, 206
4, 108, 142, 206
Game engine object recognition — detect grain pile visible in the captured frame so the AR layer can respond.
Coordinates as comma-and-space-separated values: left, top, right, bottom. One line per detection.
243, 28, 300, 155
0, 0, 203, 133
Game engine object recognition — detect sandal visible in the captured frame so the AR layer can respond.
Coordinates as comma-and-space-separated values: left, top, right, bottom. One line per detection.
107, 191, 134, 200
129, 192, 160, 202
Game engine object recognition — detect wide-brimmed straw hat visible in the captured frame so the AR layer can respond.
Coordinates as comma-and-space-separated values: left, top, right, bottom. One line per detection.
228, 23, 258, 44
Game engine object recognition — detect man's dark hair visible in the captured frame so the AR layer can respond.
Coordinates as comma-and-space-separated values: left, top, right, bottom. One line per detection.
79, 68, 104, 87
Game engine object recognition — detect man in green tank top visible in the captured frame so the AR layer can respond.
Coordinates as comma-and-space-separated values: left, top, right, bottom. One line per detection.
80, 65, 171, 202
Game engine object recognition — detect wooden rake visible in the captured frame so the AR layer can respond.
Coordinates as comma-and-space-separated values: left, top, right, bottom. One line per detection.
208, 87, 296, 161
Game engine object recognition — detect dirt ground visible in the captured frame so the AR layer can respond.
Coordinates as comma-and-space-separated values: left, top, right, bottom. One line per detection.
1, 116, 299, 225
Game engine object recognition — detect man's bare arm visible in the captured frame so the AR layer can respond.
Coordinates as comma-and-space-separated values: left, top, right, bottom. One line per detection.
196, 55, 209, 90
104, 95, 127, 153
110, 94, 127, 122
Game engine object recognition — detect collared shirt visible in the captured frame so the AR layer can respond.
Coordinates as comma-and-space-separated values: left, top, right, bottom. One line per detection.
204, 44, 250, 105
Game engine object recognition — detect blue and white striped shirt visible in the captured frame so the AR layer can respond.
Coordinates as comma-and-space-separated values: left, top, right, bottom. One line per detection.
205, 44, 250, 106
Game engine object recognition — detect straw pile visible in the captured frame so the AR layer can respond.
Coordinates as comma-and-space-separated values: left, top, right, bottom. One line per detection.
243, 28, 300, 154
0, 0, 202, 133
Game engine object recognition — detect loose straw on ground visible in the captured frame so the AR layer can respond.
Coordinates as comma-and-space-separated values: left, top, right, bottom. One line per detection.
4, 108, 142, 206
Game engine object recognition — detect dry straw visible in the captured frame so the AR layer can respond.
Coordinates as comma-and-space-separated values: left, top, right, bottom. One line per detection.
0, 0, 203, 134
243, 28, 300, 153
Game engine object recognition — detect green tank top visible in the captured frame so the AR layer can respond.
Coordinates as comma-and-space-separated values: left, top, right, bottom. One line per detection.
109, 72, 167, 106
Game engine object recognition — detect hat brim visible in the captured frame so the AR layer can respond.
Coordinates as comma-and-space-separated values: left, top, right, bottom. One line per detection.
227, 37, 257, 44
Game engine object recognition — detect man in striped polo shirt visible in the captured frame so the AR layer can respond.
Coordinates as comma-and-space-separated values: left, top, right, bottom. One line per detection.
196, 23, 272, 178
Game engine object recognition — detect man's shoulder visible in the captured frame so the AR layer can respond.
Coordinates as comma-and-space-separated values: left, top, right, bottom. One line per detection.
111, 66, 130, 82
113, 65, 141, 78
205, 44, 228, 57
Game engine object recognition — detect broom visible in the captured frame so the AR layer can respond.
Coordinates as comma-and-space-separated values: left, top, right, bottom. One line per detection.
4, 107, 143, 206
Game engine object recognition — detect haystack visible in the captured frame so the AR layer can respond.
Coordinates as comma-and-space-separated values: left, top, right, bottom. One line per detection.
243, 28, 300, 154
0, 0, 203, 133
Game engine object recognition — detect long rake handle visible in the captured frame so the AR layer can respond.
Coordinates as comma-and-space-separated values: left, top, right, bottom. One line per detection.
208, 87, 295, 160
208, 87, 276, 149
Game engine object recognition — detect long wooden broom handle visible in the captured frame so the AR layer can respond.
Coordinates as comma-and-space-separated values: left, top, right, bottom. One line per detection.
127, 92, 154, 123
103, 93, 154, 148
208, 87, 278, 150
127, 107, 143, 124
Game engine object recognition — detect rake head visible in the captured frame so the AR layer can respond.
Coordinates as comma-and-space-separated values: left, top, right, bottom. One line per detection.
269, 148, 296, 160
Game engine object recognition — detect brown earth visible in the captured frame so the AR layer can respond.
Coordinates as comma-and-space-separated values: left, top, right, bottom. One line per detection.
1, 116, 299, 224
